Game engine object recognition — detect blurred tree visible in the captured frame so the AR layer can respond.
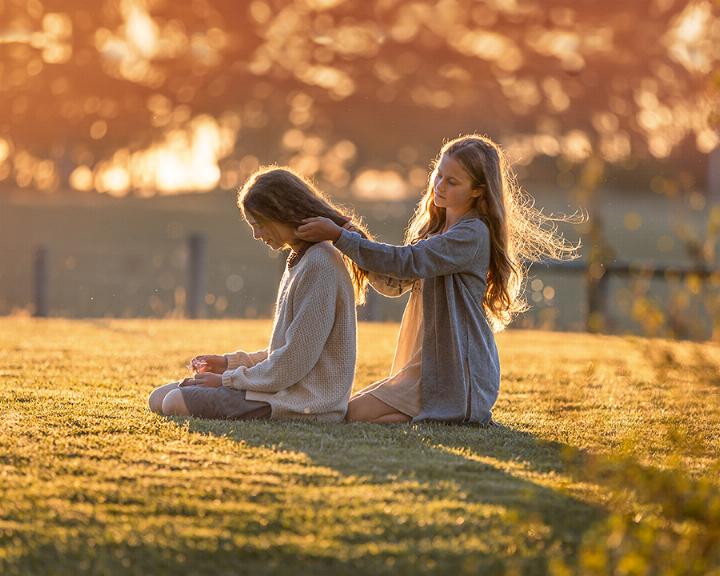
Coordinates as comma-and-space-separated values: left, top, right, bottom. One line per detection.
0, 0, 717, 195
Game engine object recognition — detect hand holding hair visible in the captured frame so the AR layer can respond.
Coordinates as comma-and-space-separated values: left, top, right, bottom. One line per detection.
296, 217, 343, 243
341, 220, 360, 233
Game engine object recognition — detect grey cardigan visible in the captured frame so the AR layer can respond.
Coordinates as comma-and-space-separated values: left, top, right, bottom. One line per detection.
334, 211, 500, 425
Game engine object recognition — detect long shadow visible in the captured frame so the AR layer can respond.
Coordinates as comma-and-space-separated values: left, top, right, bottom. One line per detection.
183, 416, 720, 547
180, 418, 607, 574
7, 416, 715, 575
3, 420, 606, 575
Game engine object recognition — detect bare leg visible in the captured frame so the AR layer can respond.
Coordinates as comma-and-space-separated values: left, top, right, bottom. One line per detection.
148, 382, 180, 414
161, 388, 190, 416
346, 393, 411, 424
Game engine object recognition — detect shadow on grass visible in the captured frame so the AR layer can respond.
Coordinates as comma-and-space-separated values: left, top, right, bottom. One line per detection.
175, 418, 607, 575
5, 421, 604, 575
179, 417, 720, 573
6, 414, 717, 576
643, 338, 720, 389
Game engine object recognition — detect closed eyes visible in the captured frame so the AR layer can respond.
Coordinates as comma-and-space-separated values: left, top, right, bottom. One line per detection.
437, 174, 460, 185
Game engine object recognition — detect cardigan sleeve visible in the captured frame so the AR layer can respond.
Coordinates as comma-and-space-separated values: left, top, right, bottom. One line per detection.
221, 256, 339, 393
223, 350, 268, 371
334, 219, 485, 280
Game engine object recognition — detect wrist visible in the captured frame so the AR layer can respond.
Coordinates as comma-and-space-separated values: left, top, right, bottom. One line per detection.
332, 227, 343, 243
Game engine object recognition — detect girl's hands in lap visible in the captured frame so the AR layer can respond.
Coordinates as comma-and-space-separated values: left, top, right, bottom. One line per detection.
188, 354, 227, 374
179, 372, 223, 388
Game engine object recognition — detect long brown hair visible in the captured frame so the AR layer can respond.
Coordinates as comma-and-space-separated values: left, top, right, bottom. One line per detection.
238, 166, 373, 304
405, 134, 580, 331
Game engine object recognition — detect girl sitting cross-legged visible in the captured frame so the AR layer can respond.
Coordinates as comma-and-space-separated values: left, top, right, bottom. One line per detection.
148, 167, 373, 422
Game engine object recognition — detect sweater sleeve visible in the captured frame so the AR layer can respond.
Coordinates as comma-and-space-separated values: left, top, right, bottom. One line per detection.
221, 257, 338, 393
224, 350, 268, 371
334, 219, 484, 279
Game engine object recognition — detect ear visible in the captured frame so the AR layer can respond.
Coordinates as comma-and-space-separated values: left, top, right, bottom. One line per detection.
472, 184, 486, 198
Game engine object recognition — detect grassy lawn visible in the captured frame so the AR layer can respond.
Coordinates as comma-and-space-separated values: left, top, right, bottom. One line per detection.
1, 318, 718, 575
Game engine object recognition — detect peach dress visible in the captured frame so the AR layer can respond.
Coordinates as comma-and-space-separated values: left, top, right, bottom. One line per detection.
352, 280, 423, 417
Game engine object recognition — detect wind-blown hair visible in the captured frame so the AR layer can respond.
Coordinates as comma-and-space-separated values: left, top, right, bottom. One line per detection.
238, 166, 373, 304
405, 134, 580, 332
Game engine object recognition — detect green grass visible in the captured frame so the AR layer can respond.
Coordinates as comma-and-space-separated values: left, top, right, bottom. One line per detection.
1, 318, 719, 575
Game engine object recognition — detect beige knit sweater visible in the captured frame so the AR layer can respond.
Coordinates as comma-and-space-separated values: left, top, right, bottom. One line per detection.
221, 242, 356, 422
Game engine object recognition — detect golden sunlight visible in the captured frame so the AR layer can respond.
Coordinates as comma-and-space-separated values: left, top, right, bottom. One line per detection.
67, 115, 240, 196
352, 169, 409, 201
665, 0, 718, 74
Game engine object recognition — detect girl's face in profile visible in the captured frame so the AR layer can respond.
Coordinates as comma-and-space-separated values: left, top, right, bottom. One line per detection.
246, 213, 298, 250
432, 155, 482, 213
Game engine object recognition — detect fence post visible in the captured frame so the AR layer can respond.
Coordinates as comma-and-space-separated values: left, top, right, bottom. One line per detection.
708, 147, 720, 266
186, 234, 207, 319
33, 246, 48, 317
586, 216, 612, 333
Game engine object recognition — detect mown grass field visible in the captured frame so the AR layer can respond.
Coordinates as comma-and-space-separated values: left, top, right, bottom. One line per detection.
1, 318, 719, 575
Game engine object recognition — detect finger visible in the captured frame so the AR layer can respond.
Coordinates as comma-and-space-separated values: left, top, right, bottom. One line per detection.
295, 226, 314, 236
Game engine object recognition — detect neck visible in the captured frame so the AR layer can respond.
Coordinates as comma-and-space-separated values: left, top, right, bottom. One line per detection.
442, 206, 473, 232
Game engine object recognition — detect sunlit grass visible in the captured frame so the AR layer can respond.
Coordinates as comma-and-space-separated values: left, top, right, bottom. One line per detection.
1, 319, 718, 575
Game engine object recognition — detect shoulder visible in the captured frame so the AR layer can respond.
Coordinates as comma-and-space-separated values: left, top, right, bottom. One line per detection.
290, 242, 353, 298
447, 216, 490, 240
298, 242, 347, 277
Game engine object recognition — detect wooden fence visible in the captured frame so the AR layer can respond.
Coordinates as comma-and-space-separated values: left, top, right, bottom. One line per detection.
536, 259, 717, 332
30, 234, 718, 333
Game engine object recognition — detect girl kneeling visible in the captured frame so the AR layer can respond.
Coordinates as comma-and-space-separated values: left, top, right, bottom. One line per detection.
297, 134, 578, 425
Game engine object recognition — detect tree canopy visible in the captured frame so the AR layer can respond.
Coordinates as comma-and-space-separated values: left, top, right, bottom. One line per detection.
0, 0, 717, 196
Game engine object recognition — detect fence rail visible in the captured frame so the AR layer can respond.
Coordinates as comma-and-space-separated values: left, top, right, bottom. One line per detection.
531, 259, 718, 332
30, 238, 718, 333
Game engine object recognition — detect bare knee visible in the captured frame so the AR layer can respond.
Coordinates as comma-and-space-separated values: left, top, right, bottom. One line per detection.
161, 388, 189, 416
148, 383, 177, 414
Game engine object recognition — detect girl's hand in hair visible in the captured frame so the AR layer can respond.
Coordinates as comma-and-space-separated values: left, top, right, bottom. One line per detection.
179, 372, 223, 388
296, 217, 343, 243
341, 220, 361, 233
